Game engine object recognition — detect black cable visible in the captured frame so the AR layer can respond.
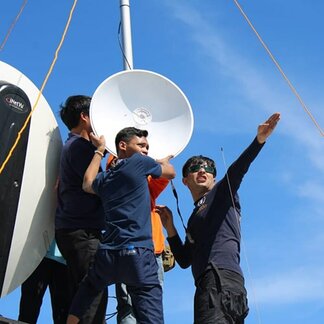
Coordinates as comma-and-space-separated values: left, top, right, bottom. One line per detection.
105, 295, 118, 321
170, 180, 194, 244
117, 21, 132, 70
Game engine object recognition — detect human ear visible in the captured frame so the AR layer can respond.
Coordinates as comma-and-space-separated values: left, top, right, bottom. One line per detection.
119, 141, 127, 152
80, 112, 88, 122
182, 177, 188, 187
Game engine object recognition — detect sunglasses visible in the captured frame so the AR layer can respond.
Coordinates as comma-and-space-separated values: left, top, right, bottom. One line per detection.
188, 164, 215, 175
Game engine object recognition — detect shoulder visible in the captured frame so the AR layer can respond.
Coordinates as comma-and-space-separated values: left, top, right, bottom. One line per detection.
129, 153, 156, 165
64, 134, 93, 153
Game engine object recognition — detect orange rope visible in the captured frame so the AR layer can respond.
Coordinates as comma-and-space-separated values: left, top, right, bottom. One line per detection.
0, 0, 28, 52
0, 0, 79, 174
233, 0, 324, 137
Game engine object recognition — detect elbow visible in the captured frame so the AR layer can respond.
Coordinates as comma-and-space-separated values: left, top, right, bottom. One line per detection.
82, 179, 91, 193
164, 168, 176, 180
172, 252, 191, 269
167, 170, 176, 180
82, 183, 88, 193
160, 164, 176, 180
177, 259, 191, 269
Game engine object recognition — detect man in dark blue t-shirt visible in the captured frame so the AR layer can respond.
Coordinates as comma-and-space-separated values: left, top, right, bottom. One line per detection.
157, 113, 280, 324
55, 95, 107, 324
67, 127, 175, 324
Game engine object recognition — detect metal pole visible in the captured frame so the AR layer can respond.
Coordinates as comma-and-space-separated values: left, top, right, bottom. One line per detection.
119, 0, 134, 70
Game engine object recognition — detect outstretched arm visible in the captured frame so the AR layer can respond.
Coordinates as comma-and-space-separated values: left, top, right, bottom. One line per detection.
257, 112, 280, 144
215, 112, 281, 211
82, 132, 106, 194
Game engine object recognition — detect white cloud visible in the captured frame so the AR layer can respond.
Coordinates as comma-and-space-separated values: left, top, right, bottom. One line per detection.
298, 181, 324, 204
249, 267, 324, 305
166, 2, 324, 173
163, 3, 324, 311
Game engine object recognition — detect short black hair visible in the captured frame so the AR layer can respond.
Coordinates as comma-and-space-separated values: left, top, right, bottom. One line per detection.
182, 155, 216, 178
115, 127, 148, 152
59, 95, 91, 130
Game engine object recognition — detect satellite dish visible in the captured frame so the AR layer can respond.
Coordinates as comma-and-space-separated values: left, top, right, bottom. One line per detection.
0, 60, 62, 297
90, 69, 194, 159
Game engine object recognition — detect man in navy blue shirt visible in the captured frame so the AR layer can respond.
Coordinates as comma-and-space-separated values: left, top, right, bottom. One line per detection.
67, 127, 175, 324
55, 95, 107, 324
157, 113, 280, 324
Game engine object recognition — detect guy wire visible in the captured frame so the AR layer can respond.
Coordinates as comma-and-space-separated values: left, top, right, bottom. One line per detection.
0, 0, 28, 52
220, 147, 262, 324
0, 0, 79, 175
233, 0, 323, 137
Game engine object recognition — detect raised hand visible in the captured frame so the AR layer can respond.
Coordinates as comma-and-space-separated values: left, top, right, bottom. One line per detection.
155, 155, 174, 165
90, 132, 106, 151
155, 205, 178, 237
257, 113, 281, 144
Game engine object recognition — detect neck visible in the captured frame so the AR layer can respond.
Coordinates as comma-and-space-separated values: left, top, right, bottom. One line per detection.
117, 152, 126, 159
191, 188, 208, 203
190, 182, 216, 202
70, 127, 90, 141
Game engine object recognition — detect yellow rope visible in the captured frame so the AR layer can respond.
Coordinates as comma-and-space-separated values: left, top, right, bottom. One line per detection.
233, 0, 324, 137
0, 0, 79, 175
0, 0, 28, 52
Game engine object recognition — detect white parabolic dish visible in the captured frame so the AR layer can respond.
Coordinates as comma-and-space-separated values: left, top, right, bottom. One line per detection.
0, 60, 62, 297
90, 69, 194, 159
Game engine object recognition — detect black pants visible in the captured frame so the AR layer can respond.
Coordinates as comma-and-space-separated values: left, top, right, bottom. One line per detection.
18, 257, 70, 324
55, 228, 108, 324
194, 266, 249, 324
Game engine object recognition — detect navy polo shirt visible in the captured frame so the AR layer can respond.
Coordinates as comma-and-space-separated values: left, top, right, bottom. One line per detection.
92, 153, 162, 250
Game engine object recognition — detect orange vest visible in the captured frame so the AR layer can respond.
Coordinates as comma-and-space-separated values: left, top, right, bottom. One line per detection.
148, 176, 169, 254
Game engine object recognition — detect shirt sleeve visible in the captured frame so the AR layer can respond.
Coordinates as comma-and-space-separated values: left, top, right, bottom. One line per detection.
140, 154, 162, 178
217, 136, 264, 205
68, 139, 98, 179
167, 234, 192, 269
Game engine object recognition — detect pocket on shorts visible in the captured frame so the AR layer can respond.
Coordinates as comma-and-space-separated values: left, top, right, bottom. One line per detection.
220, 289, 249, 321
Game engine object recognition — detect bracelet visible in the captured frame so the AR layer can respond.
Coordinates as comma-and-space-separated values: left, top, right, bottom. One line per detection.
94, 150, 104, 158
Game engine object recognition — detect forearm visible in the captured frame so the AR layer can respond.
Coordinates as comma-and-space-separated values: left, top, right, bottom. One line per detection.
165, 222, 178, 238
82, 150, 104, 194
160, 163, 176, 179
167, 234, 192, 269
226, 137, 264, 191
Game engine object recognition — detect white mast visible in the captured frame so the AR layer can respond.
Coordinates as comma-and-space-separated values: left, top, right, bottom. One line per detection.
119, 0, 134, 70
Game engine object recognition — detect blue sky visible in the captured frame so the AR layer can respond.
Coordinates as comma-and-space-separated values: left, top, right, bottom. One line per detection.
1, 1, 324, 323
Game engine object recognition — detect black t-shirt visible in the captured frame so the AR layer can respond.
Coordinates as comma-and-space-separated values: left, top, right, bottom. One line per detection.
168, 137, 264, 281
55, 133, 104, 230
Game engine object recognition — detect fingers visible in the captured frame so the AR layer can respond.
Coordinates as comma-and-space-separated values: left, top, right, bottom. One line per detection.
260, 113, 281, 129
90, 132, 106, 150
257, 113, 280, 143
156, 155, 174, 164
155, 204, 166, 213
155, 205, 172, 216
266, 113, 281, 126
90, 132, 105, 142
